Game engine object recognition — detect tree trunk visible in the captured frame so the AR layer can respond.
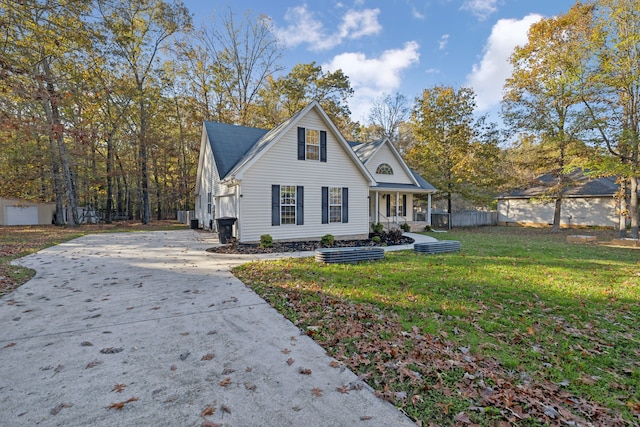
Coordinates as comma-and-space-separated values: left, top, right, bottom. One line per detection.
138, 96, 151, 224
551, 196, 562, 232
105, 134, 114, 224
618, 179, 628, 238
630, 176, 639, 239
48, 134, 66, 225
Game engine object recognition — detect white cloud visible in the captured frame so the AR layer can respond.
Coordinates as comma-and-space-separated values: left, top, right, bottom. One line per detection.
461, 0, 499, 21
465, 14, 542, 112
439, 34, 449, 50
274, 5, 381, 51
323, 41, 420, 121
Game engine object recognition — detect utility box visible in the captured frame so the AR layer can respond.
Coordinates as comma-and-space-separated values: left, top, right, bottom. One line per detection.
216, 217, 237, 244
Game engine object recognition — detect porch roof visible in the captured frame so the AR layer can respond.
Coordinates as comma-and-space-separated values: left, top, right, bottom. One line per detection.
373, 181, 435, 193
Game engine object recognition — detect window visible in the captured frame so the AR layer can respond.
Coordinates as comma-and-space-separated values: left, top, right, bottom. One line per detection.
322, 187, 348, 224
280, 185, 296, 225
207, 192, 212, 214
329, 187, 342, 223
376, 163, 393, 175
298, 127, 327, 162
306, 129, 320, 160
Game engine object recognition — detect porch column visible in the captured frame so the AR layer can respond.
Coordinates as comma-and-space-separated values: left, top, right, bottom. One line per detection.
375, 191, 379, 223
395, 192, 399, 223
427, 193, 432, 226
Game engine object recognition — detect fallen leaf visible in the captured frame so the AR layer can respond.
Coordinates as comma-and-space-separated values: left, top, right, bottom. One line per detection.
201, 405, 216, 417
220, 404, 231, 414
85, 360, 103, 369
329, 360, 340, 368
100, 347, 124, 354
244, 382, 257, 391
180, 332, 189, 336
221, 367, 235, 375
286, 357, 295, 366
170, 364, 177, 371
201, 353, 214, 361
112, 384, 126, 393
4, 342, 16, 348
108, 397, 138, 410
336, 384, 349, 394
282, 348, 291, 354
219, 377, 232, 387
453, 412, 471, 424
311, 387, 323, 397
80, 341, 93, 346
299, 367, 312, 375
50, 403, 72, 415
360, 415, 372, 421
201, 421, 221, 427
245, 367, 253, 372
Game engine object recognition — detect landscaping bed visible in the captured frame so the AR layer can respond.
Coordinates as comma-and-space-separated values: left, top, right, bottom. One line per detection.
206, 234, 414, 254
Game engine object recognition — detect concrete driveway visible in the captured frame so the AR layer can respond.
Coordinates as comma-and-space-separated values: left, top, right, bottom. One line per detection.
0, 230, 417, 426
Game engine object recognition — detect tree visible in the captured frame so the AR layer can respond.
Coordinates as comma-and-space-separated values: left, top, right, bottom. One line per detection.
1, 0, 94, 225
368, 92, 410, 142
201, 8, 283, 126
502, 3, 595, 232
97, 0, 191, 224
255, 62, 354, 133
408, 86, 500, 212
578, 0, 640, 238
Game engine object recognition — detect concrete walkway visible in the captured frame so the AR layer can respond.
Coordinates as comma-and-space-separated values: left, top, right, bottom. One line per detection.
0, 231, 434, 426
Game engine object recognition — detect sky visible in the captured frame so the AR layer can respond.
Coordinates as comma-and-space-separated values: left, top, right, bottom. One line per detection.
182, 0, 577, 124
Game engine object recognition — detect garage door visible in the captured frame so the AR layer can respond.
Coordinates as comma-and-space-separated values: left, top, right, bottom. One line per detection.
6, 206, 39, 225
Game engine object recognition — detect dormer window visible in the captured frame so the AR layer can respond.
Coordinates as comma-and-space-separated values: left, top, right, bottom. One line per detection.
376, 163, 393, 175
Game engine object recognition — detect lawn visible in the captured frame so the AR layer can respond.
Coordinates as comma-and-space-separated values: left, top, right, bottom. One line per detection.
233, 227, 640, 426
0, 221, 188, 297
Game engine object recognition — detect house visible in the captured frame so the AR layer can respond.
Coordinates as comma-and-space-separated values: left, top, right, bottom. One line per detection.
0, 198, 56, 226
496, 170, 621, 228
194, 101, 436, 243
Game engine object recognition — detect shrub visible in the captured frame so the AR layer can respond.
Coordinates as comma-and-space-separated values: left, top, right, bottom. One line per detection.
387, 229, 404, 243
372, 235, 381, 244
400, 223, 410, 232
259, 234, 273, 248
371, 222, 384, 234
321, 234, 335, 246
423, 224, 432, 232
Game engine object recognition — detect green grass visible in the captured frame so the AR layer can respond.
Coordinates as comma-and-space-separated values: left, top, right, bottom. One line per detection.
233, 227, 640, 426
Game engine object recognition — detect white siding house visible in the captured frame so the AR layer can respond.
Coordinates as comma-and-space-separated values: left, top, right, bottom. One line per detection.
496, 171, 621, 229
194, 102, 437, 243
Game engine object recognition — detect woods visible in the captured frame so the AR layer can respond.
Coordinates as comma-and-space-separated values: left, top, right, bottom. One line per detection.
1, 0, 639, 234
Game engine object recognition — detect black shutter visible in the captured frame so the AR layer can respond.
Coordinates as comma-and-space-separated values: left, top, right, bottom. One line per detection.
297, 127, 305, 160
402, 194, 407, 216
342, 187, 348, 223
386, 195, 391, 217
296, 186, 304, 225
321, 186, 329, 224
272, 185, 280, 226
320, 131, 327, 162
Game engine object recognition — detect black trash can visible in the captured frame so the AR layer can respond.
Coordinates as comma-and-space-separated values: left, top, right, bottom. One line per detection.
190, 218, 199, 229
215, 217, 237, 244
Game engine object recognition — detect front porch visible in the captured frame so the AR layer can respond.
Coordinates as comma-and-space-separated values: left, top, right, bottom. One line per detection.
369, 188, 433, 231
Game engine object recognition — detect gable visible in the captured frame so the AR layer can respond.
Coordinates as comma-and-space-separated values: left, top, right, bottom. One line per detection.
367, 142, 415, 185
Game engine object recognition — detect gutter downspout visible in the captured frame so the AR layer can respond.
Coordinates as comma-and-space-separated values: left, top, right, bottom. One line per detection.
427, 193, 432, 226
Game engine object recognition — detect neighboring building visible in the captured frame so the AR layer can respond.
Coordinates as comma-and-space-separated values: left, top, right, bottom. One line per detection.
194, 101, 436, 243
496, 170, 621, 228
0, 198, 56, 226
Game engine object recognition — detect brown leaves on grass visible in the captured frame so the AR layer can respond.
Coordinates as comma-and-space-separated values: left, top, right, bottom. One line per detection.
244, 279, 627, 426
108, 397, 138, 410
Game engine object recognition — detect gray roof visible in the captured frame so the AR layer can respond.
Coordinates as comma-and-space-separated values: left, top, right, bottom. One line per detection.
204, 122, 269, 179
497, 169, 619, 199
